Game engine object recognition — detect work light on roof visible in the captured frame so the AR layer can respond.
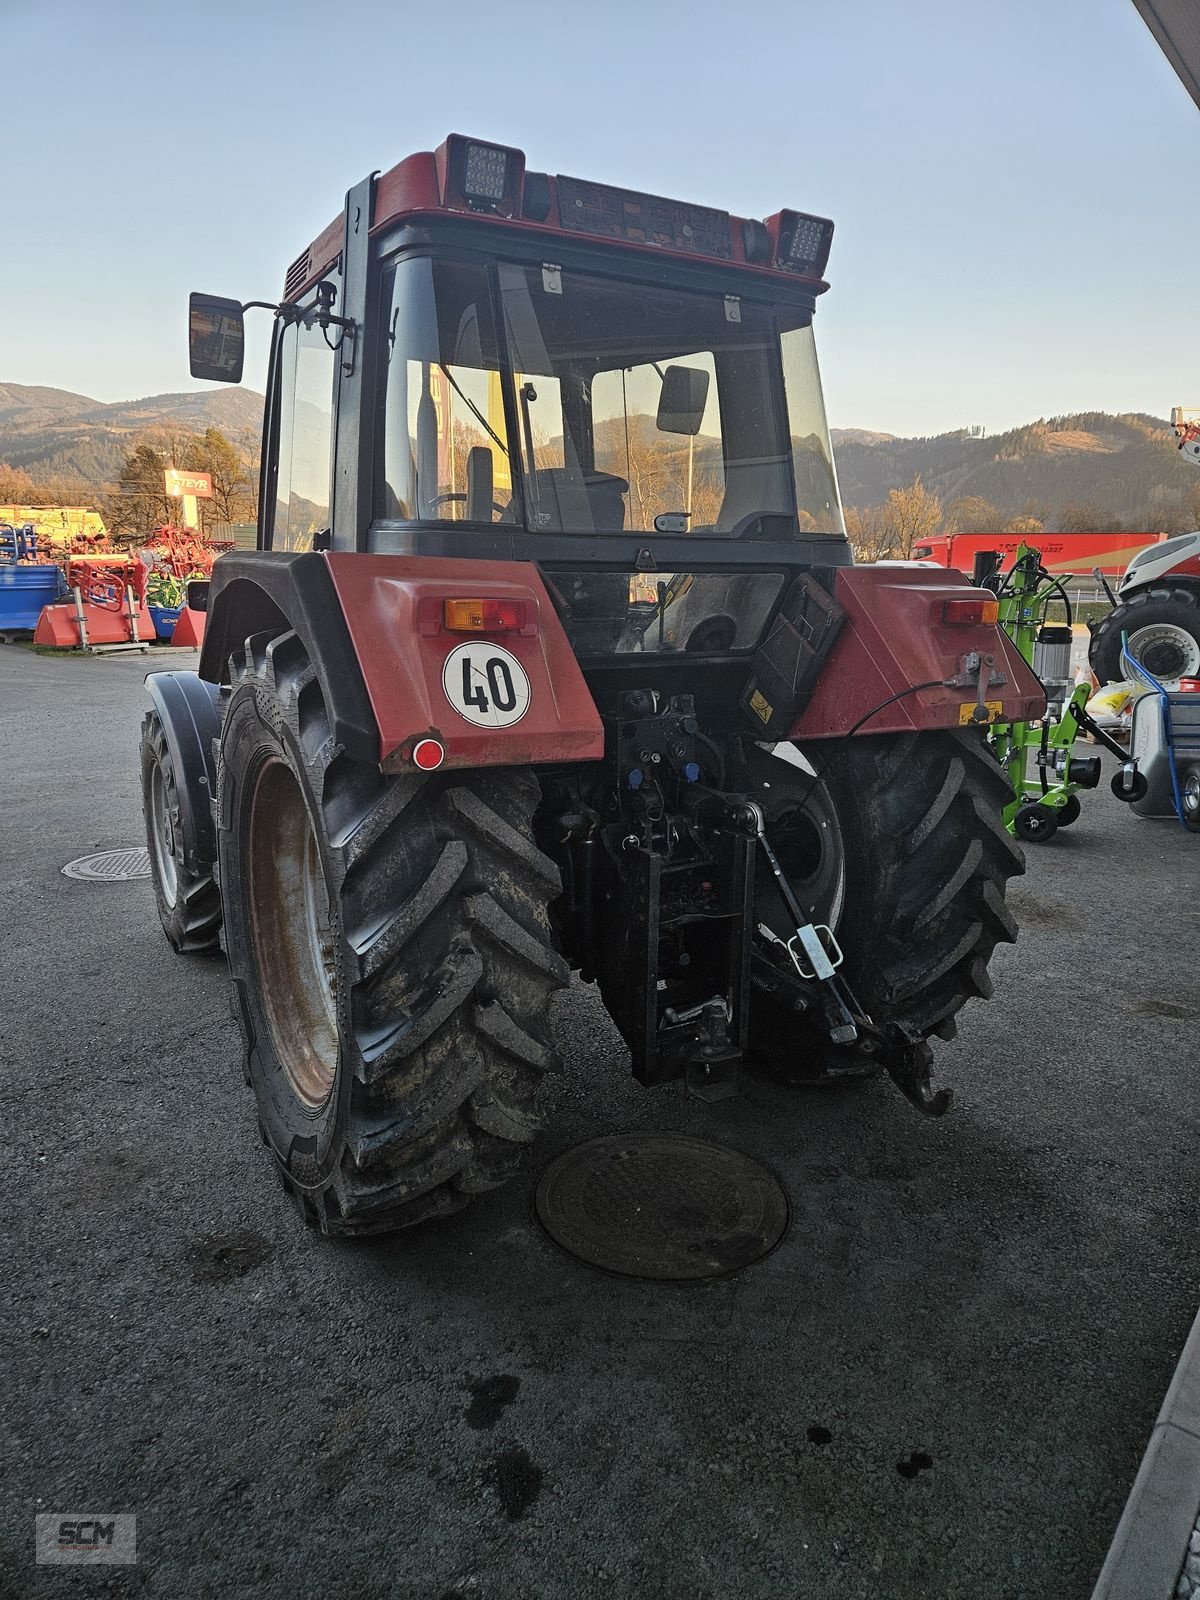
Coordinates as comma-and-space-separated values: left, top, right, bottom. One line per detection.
776, 210, 835, 276
464, 142, 509, 203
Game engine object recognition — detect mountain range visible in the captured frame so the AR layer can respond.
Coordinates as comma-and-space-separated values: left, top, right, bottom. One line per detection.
830, 412, 1196, 527
0, 383, 263, 485
2, 383, 1196, 530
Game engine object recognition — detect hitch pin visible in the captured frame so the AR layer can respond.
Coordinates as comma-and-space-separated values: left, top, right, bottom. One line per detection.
756, 921, 843, 983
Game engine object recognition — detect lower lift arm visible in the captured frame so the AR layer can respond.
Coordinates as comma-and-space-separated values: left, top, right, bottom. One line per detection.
715, 795, 953, 1117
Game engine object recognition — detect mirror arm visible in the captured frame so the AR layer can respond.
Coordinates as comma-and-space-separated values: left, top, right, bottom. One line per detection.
241, 296, 358, 376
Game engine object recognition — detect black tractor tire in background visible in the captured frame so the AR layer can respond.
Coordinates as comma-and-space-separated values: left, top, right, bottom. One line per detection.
215, 629, 567, 1236
1089, 586, 1200, 684
748, 731, 1022, 1083
140, 709, 222, 954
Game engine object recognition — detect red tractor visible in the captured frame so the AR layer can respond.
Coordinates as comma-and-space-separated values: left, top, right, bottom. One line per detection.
141, 136, 1043, 1235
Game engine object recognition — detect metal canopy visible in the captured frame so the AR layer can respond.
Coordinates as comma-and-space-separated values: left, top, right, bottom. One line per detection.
1133, 1, 1200, 111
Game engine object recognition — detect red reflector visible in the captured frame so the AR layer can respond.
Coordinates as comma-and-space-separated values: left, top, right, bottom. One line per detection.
412, 738, 445, 770
444, 597, 526, 632
942, 597, 999, 625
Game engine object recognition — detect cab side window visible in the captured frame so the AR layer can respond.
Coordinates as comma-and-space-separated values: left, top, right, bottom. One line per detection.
272, 285, 338, 551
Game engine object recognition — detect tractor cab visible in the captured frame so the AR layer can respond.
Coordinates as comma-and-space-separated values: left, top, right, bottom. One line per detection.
190, 137, 850, 674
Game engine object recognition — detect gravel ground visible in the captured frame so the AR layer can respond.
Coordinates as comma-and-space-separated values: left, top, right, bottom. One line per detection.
3, 643, 1200, 1600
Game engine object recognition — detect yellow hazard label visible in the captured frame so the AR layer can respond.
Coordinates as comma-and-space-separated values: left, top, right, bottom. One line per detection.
749, 689, 773, 724
959, 700, 1004, 725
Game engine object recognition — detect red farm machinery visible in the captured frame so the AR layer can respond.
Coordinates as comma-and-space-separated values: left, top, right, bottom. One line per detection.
141, 135, 1044, 1235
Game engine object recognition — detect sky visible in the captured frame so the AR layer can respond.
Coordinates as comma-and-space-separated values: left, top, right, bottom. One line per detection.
3, 0, 1198, 438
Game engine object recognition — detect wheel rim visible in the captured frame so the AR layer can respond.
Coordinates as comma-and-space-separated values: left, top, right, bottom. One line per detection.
1184, 769, 1200, 821
148, 758, 178, 907
1127, 622, 1200, 684
756, 777, 846, 938
247, 759, 338, 1108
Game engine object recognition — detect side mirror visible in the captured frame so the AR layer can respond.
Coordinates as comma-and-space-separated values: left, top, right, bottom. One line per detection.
656, 365, 710, 436
186, 579, 210, 613
189, 293, 245, 383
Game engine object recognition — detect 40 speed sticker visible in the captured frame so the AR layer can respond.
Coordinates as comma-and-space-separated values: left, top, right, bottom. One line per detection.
442, 642, 531, 728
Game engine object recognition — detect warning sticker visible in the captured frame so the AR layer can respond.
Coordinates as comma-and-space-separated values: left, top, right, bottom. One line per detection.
958, 699, 1003, 725
442, 643, 531, 728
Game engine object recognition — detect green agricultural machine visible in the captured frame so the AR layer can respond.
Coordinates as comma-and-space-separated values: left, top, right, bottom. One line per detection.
979, 545, 1141, 841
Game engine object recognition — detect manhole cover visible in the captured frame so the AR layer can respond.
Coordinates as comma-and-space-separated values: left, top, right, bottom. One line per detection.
534, 1132, 789, 1281
62, 848, 152, 882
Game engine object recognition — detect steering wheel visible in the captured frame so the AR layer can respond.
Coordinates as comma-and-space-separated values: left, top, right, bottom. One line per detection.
425, 492, 510, 519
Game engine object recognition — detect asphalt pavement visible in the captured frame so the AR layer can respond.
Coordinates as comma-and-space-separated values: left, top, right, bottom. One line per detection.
3, 643, 1200, 1600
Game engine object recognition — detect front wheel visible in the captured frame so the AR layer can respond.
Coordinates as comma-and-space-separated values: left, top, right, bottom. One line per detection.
140, 710, 222, 953
216, 630, 568, 1235
747, 731, 1022, 1082
1089, 587, 1200, 685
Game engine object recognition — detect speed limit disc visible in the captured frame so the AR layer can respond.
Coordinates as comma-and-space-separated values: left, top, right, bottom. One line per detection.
442, 642, 531, 729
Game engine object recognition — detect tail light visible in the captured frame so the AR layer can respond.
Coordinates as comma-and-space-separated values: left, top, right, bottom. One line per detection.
444, 598, 527, 633
942, 597, 999, 626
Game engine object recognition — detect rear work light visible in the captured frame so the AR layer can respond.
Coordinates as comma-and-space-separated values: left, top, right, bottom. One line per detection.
942, 597, 1000, 625
464, 142, 509, 203
440, 135, 525, 217
444, 597, 527, 633
775, 210, 835, 276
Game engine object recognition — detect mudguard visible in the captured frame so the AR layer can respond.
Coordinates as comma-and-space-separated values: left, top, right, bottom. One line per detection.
200, 550, 603, 771
324, 553, 604, 770
144, 672, 223, 873
790, 565, 1045, 740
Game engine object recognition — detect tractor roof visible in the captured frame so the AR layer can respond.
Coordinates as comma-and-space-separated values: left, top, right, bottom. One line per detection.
283, 136, 833, 304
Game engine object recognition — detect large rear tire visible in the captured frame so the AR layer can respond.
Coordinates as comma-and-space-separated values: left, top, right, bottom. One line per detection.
748, 731, 1022, 1082
140, 709, 222, 954
1089, 587, 1200, 685
216, 630, 568, 1236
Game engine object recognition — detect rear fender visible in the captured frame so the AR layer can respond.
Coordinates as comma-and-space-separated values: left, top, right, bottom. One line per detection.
145, 672, 222, 874
791, 565, 1045, 740
200, 550, 602, 770
324, 553, 603, 770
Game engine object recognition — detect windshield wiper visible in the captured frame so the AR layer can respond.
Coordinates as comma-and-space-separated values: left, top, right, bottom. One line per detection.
437, 363, 513, 468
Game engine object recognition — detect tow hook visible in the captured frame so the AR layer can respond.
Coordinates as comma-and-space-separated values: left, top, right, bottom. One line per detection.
872, 1030, 952, 1118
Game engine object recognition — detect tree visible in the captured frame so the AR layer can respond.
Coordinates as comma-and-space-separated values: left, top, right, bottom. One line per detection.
110, 442, 174, 537
945, 495, 1002, 534
0, 462, 35, 502
880, 474, 942, 558
1004, 514, 1044, 536
844, 503, 893, 562
1056, 503, 1124, 533
183, 427, 256, 531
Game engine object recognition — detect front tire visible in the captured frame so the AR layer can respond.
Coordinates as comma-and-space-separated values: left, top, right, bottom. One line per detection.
1089, 587, 1200, 685
140, 710, 222, 954
216, 630, 568, 1235
749, 732, 1022, 1081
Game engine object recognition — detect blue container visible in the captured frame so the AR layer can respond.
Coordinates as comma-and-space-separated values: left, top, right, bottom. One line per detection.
148, 604, 183, 641
0, 563, 66, 631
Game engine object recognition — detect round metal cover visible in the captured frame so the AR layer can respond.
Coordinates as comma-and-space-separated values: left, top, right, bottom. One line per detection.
62, 847, 152, 882
534, 1132, 789, 1281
